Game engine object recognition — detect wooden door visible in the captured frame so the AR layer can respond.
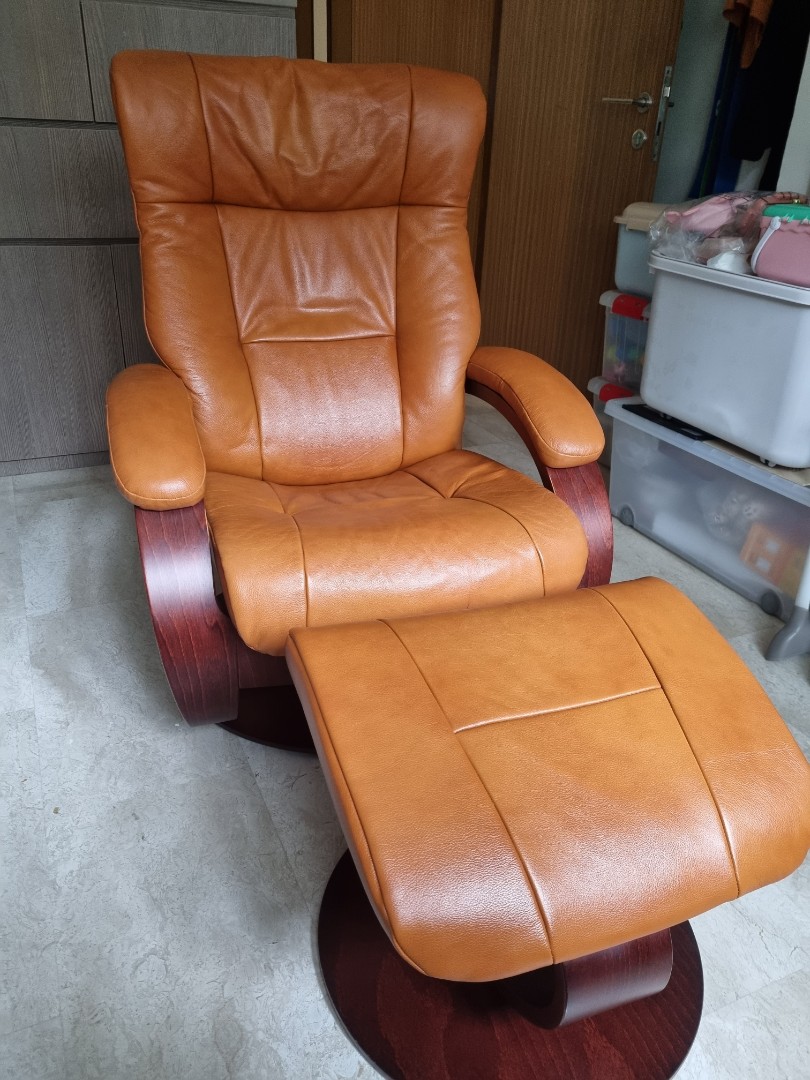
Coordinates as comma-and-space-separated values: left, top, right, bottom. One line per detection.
328, 0, 499, 261
480, 0, 684, 390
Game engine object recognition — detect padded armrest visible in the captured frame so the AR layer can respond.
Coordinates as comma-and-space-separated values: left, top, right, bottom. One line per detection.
467, 346, 604, 469
106, 365, 206, 510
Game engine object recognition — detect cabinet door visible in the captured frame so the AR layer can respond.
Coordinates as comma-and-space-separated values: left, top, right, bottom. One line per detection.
0, 0, 93, 120
327, 0, 497, 266
82, 0, 297, 122
111, 244, 160, 367
0, 127, 135, 240
0, 246, 125, 462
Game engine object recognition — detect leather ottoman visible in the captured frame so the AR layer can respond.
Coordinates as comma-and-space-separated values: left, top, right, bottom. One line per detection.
287, 577, 810, 1080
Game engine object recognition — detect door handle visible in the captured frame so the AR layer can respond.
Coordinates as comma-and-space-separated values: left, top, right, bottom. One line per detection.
601, 92, 653, 113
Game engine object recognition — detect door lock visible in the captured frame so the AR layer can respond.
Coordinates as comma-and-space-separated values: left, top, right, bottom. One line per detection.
631, 129, 648, 150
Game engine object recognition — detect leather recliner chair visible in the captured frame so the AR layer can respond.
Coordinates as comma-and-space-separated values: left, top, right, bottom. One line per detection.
106, 51, 611, 743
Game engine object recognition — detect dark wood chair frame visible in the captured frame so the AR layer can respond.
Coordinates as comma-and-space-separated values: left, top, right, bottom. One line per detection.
133, 376, 613, 745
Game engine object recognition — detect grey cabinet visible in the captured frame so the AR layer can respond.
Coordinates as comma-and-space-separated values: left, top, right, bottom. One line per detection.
0, 247, 124, 463
0, 0, 297, 476
0, 1, 94, 121
84, 2, 296, 121
0, 126, 135, 239
111, 245, 161, 367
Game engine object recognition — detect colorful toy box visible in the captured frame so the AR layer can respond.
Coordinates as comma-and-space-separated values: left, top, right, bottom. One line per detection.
600, 291, 650, 390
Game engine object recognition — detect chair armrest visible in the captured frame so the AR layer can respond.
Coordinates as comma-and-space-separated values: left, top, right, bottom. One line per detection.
466, 346, 604, 468
106, 365, 206, 510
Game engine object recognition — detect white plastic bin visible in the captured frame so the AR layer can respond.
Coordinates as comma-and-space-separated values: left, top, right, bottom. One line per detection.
607, 399, 810, 619
641, 254, 810, 468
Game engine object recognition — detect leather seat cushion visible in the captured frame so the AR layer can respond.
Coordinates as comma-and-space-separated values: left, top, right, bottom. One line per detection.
286, 578, 810, 982
205, 450, 588, 654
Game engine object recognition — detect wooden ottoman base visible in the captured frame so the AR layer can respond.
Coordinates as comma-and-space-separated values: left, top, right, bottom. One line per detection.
218, 687, 315, 752
318, 853, 703, 1080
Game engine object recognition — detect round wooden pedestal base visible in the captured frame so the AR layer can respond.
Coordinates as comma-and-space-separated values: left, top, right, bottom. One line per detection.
318, 854, 703, 1080
218, 686, 315, 752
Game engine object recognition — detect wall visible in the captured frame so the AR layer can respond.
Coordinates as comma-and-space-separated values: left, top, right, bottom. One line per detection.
314, 0, 327, 59
653, 0, 728, 204
778, 47, 810, 194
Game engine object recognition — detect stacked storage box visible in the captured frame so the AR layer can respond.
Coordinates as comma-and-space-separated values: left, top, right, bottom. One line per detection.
640, 255, 810, 469
607, 400, 810, 622
590, 204, 663, 465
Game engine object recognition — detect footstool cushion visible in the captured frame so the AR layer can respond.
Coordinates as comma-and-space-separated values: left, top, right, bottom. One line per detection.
286, 577, 810, 984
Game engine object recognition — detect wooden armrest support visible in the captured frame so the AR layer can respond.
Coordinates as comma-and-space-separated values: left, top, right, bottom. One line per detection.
466, 378, 613, 586
136, 501, 239, 724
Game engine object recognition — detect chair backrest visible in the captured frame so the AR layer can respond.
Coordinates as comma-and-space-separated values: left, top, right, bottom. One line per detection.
111, 52, 486, 485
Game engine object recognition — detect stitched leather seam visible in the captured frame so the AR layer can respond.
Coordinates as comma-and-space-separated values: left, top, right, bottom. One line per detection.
452, 685, 661, 733
267, 480, 290, 515
401, 451, 489, 499
398, 67, 415, 205
212, 203, 264, 479
395, 66, 413, 469
454, 492, 546, 593
286, 639, 428, 975
135, 200, 463, 211
381, 620, 556, 962
188, 54, 215, 201
592, 587, 742, 898
395, 205, 406, 470
287, 514, 310, 627
241, 332, 396, 345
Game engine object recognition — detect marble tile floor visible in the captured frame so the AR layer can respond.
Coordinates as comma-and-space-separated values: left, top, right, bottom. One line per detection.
0, 397, 807, 1080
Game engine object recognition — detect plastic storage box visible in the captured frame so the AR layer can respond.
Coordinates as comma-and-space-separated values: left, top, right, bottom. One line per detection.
613, 203, 665, 296
607, 399, 810, 620
600, 291, 650, 390
587, 377, 639, 466
641, 254, 810, 468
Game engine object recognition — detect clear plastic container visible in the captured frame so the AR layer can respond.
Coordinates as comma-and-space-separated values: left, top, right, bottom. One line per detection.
606, 399, 810, 620
587, 377, 639, 467
600, 291, 651, 390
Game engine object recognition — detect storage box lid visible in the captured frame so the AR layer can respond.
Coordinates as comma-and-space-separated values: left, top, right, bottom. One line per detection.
614, 202, 667, 232
587, 376, 635, 403
599, 290, 651, 319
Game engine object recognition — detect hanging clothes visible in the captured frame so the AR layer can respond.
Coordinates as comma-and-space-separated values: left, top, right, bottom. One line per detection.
729, 0, 810, 188
692, 0, 809, 196
723, 0, 774, 69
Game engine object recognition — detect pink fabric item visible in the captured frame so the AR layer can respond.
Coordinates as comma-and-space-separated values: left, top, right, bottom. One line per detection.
752, 218, 810, 287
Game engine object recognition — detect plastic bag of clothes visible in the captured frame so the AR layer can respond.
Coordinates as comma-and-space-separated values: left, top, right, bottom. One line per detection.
650, 191, 808, 273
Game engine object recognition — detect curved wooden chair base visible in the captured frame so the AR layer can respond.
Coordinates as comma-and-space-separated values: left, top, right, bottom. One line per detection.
218, 686, 315, 752
318, 853, 703, 1080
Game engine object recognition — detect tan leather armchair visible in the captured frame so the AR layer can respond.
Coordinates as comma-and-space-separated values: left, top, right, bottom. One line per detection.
107, 51, 611, 743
